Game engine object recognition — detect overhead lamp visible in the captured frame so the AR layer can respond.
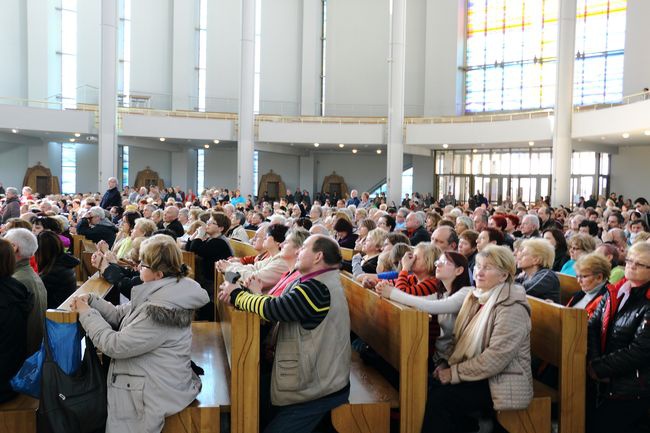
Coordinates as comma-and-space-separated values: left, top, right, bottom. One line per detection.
74, 132, 81, 137
442, 143, 449, 149
644, 130, 650, 136
472, 149, 477, 153
11, 129, 18, 134
204, 144, 210, 149
622, 132, 630, 139
159, 137, 166, 142
600, 136, 606, 140
313, 142, 319, 148
338, 143, 345, 148
352, 149, 358, 154
69, 138, 75, 142
376, 149, 382, 154
528, 141, 535, 146
213, 139, 220, 144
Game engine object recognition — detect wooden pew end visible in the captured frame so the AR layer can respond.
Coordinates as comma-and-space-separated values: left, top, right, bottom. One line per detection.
497, 396, 552, 433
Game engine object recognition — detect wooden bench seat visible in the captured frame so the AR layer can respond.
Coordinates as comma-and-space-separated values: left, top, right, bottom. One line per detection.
0, 394, 38, 433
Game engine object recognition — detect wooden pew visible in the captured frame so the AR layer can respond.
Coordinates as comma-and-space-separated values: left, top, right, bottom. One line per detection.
496, 297, 586, 433
71, 234, 86, 282
557, 273, 581, 305
182, 251, 196, 280
340, 247, 354, 261
336, 272, 427, 433
230, 239, 259, 258
245, 229, 256, 240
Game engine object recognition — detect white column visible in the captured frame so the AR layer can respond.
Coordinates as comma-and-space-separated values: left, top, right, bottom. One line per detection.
237, 0, 255, 196
171, 149, 190, 191
299, 154, 315, 193
172, 0, 195, 111
300, 0, 322, 116
386, 0, 406, 207
98, 0, 118, 191
26, 0, 50, 105
551, 0, 577, 207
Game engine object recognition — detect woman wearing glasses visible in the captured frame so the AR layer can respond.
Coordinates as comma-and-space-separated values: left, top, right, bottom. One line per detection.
71, 235, 209, 433
560, 234, 596, 276
565, 253, 610, 318
586, 242, 650, 433
419, 245, 532, 433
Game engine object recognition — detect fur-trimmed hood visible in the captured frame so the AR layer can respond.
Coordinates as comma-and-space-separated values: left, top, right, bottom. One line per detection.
146, 305, 194, 328
131, 276, 209, 318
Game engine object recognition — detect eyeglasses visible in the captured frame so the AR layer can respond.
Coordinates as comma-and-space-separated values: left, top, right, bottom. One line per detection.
139, 263, 153, 270
434, 258, 449, 267
625, 259, 650, 270
575, 274, 593, 280
474, 264, 499, 273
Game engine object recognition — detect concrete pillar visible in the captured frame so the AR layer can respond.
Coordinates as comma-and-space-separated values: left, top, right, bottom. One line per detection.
26, 0, 51, 105
299, 154, 315, 194
172, 0, 195, 111
237, 0, 255, 196
300, 0, 322, 116
551, 0, 577, 207
98, 0, 118, 191
386, 0, 406, 207
171, 149, 190, 191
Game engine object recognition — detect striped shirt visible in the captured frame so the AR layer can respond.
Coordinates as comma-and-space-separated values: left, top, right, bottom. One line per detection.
231, 279, 331, 330
394, 271, 439, 296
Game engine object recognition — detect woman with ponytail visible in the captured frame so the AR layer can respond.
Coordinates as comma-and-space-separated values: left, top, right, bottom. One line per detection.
70, 234, 209, 433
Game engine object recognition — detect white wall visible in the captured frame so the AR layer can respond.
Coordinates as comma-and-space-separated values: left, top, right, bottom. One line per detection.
259, 0, 302, 115
76, 142, 99, 193
131, 0, 173, 109
0, 142, 29, 189
258, 151, 300, 192
404, 0, 426, 116
205, 0, 240, 112
623, 1, 650, 96
412, 154, 434, 194
129, 146, 172, 188
314, 152, 387, 193
610, 145, 650, 201
325, 0, 389, 116
0, 0, 27, 100
77, 0, 100, 105
203, 147, 237, 188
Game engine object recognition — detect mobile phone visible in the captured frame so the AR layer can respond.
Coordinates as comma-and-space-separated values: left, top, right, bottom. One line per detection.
224, 271, 241, 284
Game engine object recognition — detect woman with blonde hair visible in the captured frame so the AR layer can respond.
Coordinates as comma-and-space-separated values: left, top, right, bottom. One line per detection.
515, 238, 560, 303
566, 253, 610, 318
71, 235, 209, 433
421, 245, 532, 432
376, 242, 441, 297
352, 228, 386, 276
560, 233, 596, 276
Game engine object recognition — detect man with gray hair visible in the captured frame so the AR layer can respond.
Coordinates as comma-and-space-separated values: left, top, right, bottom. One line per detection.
1, 187, 21, 223
404, 211, 429, 246
76, 206, 118, 247
100, 177, 122, 210
520, 214, 541, 239
5, 228, 47, 355
346, 189, 360, 207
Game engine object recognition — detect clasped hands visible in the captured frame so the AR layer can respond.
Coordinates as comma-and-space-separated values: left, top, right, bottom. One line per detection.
68, 294, 91, 314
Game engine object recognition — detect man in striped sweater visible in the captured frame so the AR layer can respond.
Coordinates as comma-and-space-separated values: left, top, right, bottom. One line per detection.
218, 234, 351, 433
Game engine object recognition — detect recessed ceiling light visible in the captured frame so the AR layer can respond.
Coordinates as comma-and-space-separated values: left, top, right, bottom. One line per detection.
528, 141, 535, 146
159, 137, 166, 142
600, 136, 606, 140
11, 129, 18, 134
644, 130, 650, 136
472, 149, 477, 153
376, 149, 382, 154
213, 139, 220, 144
338, 143, 344, 148
74, 132, 81, 137
622, 132, 630, 139
313, 142, 319, 148
69, 138, 75, 142
352, 149, 358, 154
442, 143, 449, 149
204, 144, 210, 149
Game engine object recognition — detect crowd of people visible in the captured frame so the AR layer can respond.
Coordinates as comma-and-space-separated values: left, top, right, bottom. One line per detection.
1, 179, 649, 433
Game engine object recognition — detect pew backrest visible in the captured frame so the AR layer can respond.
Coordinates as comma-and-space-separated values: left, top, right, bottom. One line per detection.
245, 230, 256, 240
340, 247, 354, 261
339, 272, 429, 433
556, 273, 581, 305
230, 239, 259, 258
528, 296, 587, 433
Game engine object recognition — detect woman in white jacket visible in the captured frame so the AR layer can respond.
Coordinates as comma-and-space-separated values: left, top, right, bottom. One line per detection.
71, 234, 209, 433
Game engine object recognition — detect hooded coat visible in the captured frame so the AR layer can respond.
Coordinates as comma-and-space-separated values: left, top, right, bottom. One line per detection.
79, 276, 209, 433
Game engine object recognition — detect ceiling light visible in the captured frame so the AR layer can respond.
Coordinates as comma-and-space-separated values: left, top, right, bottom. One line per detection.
69, 138, 75, 142
74, 132, 81, 137
352, 149, 358, 154
376, 149, 382, 154
313, 142, 319, 148
204, 144, 210, 149
622, 132, 630, 139
644, 130, 650, 136
213, 139, 220, 144
11, 129, 18, 134
472, 149, 477, 153
442, 143, 449, 149
528, 141, 535, 146
159, 137, 166, 142
600, 136, 606, 140
338, 143, 345, 148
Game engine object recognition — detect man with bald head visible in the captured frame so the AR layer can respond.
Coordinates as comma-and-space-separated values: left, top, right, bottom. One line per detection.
159, 205, 185, 238
100, 177, 122, 210
431, 226, 459, 252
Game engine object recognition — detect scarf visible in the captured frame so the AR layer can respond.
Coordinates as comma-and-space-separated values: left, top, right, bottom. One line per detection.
448, 282, 506, 365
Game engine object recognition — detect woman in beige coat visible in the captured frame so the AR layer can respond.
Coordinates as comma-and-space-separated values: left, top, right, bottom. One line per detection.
421, 245, 533, 433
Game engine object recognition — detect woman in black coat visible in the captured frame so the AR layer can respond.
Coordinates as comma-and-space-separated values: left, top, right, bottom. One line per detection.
36, 231, 80, 309
0, 238, 33, 403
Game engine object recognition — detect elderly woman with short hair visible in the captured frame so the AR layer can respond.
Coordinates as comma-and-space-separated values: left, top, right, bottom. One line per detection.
421, 245, 533, 433
352, 228, 386, 277
515, 238, 560, 303
566, 253, 610, 317
560, 233, 597, 276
